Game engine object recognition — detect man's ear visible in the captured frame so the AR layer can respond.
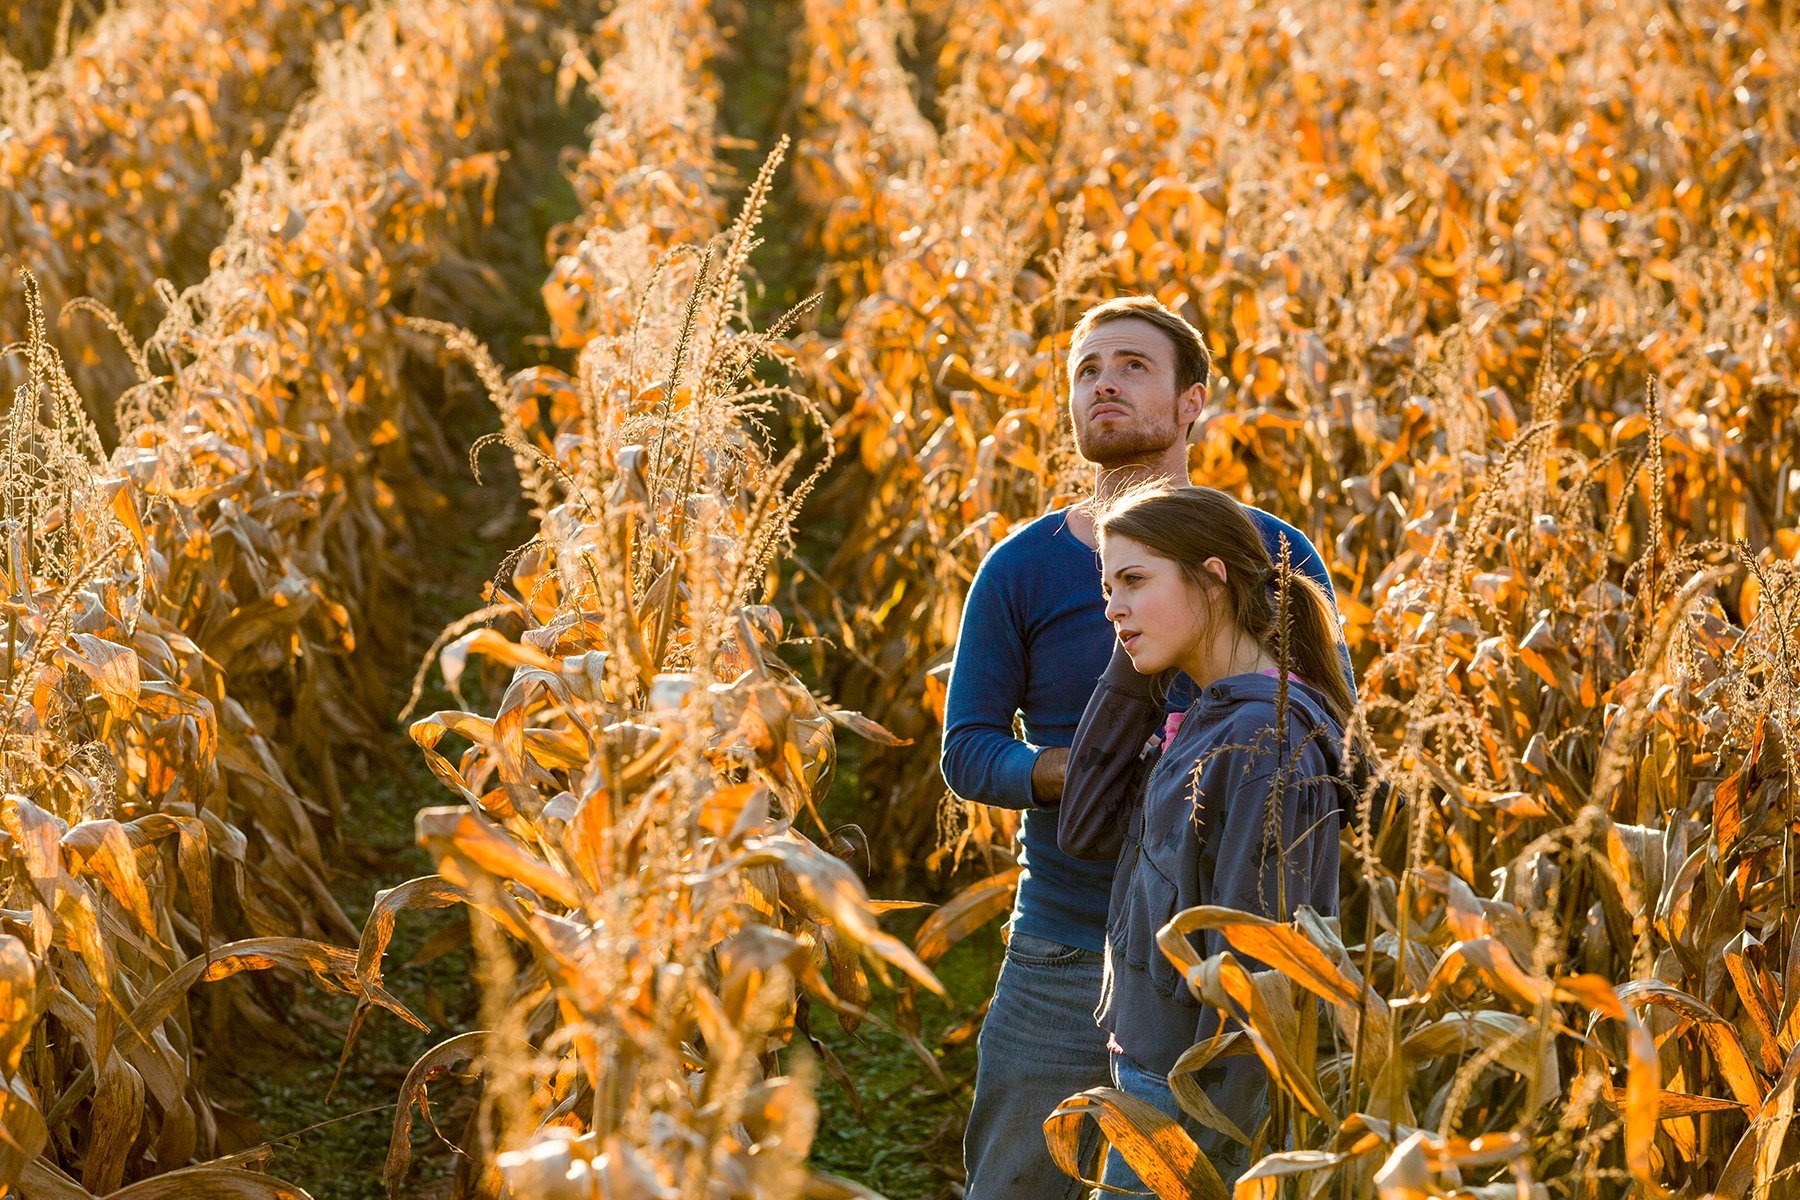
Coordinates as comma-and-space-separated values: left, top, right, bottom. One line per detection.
1177, 380, 1206, 434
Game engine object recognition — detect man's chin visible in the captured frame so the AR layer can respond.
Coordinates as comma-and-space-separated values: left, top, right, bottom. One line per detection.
1076, 439, 1176, 468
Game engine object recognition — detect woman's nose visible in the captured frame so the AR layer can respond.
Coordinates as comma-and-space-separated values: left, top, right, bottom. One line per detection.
1104, 593, 1124, 622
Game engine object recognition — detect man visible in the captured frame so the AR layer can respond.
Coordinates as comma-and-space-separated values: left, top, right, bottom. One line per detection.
942, 295, 1341, 1197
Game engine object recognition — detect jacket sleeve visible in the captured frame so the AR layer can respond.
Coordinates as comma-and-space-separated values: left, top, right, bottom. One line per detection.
939, 551, 1041, 809
1058, 640, 1166, 859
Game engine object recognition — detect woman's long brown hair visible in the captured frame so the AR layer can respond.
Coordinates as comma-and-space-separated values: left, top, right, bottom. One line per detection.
1096, 484, 1354, 724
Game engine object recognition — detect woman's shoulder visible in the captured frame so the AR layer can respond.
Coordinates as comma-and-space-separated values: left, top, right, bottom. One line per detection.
1190, 672, 1338, 717
1175, 676, 1344, 761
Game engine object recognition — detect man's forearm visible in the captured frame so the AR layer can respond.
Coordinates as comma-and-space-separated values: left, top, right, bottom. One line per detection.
1030, 745, 1069, 805
940, 724, 1043, 809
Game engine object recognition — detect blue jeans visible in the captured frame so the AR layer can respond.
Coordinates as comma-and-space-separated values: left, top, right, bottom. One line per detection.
1102, 1050, 1252, 1192
963, 932, 1110, 1200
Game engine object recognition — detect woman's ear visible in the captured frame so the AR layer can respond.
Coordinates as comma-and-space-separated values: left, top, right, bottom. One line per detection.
1202, 556, 1228, 585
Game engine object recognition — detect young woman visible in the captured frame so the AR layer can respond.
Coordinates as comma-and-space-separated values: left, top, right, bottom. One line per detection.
1059, 485, 1354, 1189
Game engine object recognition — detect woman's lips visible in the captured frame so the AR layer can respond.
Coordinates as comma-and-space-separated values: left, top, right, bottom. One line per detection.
1120, 630, 1140, 651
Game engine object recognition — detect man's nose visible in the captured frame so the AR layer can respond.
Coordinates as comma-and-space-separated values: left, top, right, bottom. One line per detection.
1094, 372, 1120, 396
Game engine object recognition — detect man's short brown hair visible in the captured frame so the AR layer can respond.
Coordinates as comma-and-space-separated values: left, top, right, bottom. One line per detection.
1068, 295, 1212, 394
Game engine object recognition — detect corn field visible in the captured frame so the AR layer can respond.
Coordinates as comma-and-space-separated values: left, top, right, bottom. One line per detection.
0, 0, 1795, 1197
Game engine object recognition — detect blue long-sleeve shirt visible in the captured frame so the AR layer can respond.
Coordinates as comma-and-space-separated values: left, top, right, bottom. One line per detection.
939, 504, 1338, 952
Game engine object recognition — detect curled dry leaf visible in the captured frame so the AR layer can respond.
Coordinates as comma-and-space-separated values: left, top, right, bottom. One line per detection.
385, 1031, 490, 1199
913, 867, 1019, 965
742, 832, 944, 997
1042, 1086, 1229, 1200
100, 1166, 315, 1199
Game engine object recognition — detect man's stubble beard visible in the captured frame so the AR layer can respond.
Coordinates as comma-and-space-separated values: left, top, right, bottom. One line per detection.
1072, 417, 1182, 467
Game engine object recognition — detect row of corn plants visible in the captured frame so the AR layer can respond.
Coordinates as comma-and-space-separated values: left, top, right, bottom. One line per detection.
538, 0, 728, 352
0, 0, 359, 406
0, 0, 599, 1194
366, 4, 945, 1193
123, 0, 579, 804
780, 0, 1800, 1191
0, 277, 354, 1200
1108, 0, 1800, 1189
788, 0, 937, 320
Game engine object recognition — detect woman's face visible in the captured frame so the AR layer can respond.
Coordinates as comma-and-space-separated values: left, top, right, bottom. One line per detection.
1100, 534, 1217, 675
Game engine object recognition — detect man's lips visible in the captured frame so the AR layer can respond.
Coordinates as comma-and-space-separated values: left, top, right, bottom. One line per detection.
1089, 404, 1128, 421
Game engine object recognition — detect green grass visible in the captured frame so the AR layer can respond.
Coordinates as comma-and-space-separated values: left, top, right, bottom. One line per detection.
209, 768, 480, 1200
805, 909, 1002, 1199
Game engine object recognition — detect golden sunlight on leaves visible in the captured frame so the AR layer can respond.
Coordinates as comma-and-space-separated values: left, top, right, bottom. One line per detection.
1, 0, 1797, 1193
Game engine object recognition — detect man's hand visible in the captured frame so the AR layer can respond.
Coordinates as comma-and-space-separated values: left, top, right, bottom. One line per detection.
1031, 746, 1069, 804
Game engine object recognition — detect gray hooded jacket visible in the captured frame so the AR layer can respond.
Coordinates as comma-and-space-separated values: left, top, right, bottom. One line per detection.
1060, 642, 1347, 1087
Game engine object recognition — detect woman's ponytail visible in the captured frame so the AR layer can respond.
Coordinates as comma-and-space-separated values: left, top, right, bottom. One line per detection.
1275, 571, 1353, 726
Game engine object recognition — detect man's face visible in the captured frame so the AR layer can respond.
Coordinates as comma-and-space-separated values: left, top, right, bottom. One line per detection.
1067, 317, 1203, 466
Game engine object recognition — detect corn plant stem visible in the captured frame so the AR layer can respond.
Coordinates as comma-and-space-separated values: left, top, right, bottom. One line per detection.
648, 432, 704, 675
52, 0, 76, 62
649, 246, 715, 490
1761, 571, 1800, 929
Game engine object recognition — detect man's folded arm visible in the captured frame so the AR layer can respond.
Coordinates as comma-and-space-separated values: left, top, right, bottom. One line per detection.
940, 560, 1041, 810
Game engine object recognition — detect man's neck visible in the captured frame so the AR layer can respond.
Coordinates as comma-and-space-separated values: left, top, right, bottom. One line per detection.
1091, 456, 1188, 506
1064, 448, 1191, 549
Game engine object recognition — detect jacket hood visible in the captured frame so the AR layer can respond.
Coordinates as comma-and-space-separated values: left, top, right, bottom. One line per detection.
1185, 673, 1348, 778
